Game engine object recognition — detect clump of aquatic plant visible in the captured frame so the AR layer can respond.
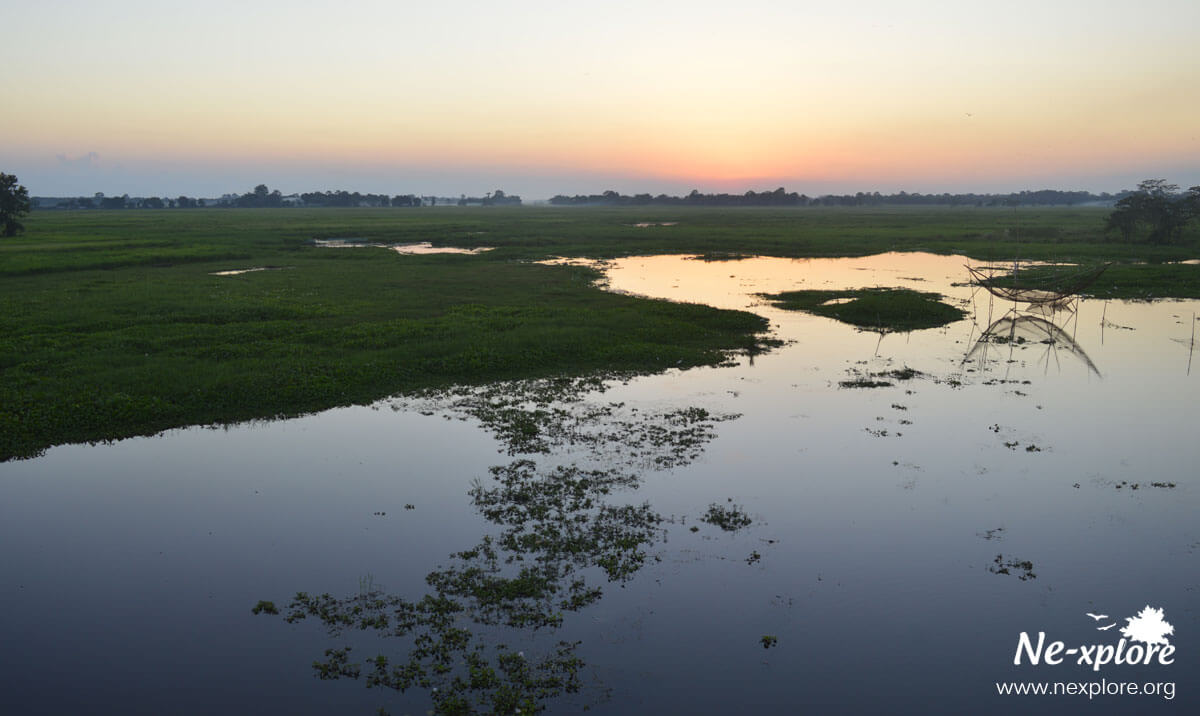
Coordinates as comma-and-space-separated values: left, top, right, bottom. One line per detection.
838, 366, 925, 389
760, 635, 778, 649
976, 527, 1005, 541
989, 555, 1036, 581
759, 287, 966, 331
840, 378, 894, 389
700, 502, 753, 532
471, 461, 661, 582
251, 600, 279, 615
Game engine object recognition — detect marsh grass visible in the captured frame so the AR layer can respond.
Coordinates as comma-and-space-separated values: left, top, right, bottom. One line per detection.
5, 206, 1199, 458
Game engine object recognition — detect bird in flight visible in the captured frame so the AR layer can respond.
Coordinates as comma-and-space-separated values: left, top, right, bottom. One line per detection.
1097, 623, 1117, 631
1086, 613, 1109, 621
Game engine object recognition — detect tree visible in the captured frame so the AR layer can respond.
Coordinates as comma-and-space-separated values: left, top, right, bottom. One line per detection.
1, 172, 32, 237
1184, 186, 1200, 222
1105, 179, 1195, 244
236, 184, 284, 208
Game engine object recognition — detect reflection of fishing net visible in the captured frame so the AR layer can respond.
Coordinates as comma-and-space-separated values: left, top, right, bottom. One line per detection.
964, 313, 1101, 378
966, 263, 1111, 305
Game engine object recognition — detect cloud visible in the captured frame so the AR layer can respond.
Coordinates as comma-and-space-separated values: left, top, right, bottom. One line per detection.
55, 152, 100, 168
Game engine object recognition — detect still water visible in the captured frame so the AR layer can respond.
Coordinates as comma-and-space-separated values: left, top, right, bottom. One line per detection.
1, 253, 1196, 715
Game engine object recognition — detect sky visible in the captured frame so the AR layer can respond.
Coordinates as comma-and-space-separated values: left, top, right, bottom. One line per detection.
2, 0, 1199, 199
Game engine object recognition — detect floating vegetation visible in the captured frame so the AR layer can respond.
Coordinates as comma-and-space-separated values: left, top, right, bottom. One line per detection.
701, 502, 753, 532
840, 378, 893, 389
393, 377, 740, 470
760, 635, 778, 649
839, 366, 925, 389
977, 528, 1006, 541
989, 555, 1036, 581
274, 459, 662, 713
1107, 480, 1177, 490
251, 600, 279, 615
745, 550, 762, 565
759, 288, 966, 331
264, 377, 745, 714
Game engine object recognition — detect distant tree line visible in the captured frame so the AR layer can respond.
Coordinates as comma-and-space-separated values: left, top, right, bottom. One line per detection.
456, 189, 522, 206
29, 183, 1191, 214
29, 185, 520, 210
549, 188, 809, 206
549, 187, 1125, 207
297, 190, 423, 207
1105, 180, 1200, 243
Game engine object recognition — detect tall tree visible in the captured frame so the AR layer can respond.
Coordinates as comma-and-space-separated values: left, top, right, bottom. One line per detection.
1105, 179, 1196, 244
1, 173, 32, 237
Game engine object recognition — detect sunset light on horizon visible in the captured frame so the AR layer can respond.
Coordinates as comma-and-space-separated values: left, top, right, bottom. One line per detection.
3, 0, 1198, 198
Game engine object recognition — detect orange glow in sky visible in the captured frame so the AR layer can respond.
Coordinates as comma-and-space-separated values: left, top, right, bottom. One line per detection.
3, 1, 1198, 196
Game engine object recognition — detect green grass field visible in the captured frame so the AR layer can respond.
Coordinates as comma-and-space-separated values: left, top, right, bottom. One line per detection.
3, 206, 1198, 461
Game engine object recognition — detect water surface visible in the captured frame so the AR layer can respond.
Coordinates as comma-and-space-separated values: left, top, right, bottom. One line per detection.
1, 252, 1195, 715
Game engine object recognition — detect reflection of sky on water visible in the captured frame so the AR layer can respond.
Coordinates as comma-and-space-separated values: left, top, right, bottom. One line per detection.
1, 253, 1196, 714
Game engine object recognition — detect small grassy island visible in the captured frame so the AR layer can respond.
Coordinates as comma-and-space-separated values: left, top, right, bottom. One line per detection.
759, 287, 967, 331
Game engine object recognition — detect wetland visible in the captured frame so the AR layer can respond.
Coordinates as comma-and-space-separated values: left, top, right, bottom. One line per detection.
1, 208, 1197, 714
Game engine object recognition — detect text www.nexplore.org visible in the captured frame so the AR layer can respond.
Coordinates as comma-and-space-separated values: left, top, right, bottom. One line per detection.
996, 680, 1175, 700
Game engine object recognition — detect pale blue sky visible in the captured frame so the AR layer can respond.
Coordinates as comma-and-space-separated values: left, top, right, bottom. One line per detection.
3, 0, 1198, 197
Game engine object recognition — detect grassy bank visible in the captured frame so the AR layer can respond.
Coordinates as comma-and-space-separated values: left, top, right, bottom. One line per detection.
3, 206, 1198, 460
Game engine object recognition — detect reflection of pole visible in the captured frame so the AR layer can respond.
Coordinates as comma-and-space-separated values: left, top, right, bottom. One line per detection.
1189, 312, 1196, 377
